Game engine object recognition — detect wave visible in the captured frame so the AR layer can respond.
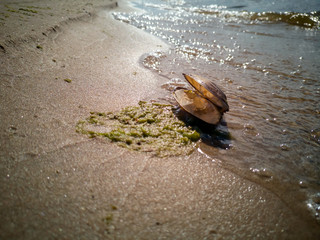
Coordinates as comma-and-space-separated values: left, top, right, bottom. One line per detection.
122, 2, 320, 29
191, 7, 320, 29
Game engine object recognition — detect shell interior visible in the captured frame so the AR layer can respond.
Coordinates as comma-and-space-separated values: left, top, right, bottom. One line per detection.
173, 89, 222, 125
183, 73, 229, 113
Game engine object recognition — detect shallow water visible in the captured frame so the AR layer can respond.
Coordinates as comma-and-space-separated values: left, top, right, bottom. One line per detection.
114, 0, 320, 223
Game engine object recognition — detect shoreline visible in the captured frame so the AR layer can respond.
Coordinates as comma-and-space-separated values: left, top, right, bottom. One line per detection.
1, 0, 320, 239
0, 0, 118, 51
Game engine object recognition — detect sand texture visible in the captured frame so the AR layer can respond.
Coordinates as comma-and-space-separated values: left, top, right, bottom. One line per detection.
1, 0, 320, 239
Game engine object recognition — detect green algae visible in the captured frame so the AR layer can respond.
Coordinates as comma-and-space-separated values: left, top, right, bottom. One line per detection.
76, 101, 200, 157
103, 214, 113, 225
19, 8, 38, 14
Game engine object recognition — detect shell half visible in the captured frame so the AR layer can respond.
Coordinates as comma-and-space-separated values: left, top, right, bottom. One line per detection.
183, 73, 229, 113
173, 89, 222, 125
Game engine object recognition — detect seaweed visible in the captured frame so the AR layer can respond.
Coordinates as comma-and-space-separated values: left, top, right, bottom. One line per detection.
19, 8, 38, 14
76, 101, 200, 157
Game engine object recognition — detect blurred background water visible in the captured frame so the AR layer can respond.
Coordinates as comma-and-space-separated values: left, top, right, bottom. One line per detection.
114, 0, 320, 224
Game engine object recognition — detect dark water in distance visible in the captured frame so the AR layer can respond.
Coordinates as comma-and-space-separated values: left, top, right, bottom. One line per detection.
114, 0, 320, 223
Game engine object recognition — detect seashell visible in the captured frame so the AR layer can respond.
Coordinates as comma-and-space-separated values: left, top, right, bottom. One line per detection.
173, 73, 229, 125
183, 73, 229, 112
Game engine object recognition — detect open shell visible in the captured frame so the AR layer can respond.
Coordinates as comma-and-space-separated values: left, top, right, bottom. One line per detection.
173, 73, 229, 125
183, 73, 229, 113
173, 89, 222, 125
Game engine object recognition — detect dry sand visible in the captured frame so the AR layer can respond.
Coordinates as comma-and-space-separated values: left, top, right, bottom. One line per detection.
1, 0, 320, 239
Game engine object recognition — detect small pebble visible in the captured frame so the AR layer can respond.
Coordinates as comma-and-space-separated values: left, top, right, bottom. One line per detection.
280, 144, 289, 151
298, 180, 308, 188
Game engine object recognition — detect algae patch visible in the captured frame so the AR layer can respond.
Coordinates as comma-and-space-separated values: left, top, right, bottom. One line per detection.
76, 101, 200, 157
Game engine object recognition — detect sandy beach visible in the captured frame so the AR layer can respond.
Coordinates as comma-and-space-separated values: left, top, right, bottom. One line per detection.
1, 0, 320, 239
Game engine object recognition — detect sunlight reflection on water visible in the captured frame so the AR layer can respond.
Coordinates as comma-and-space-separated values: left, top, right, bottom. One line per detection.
114, 0, 320, 222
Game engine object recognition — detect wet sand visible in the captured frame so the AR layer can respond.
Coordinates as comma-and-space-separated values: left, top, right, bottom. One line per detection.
1, 0, 320, 239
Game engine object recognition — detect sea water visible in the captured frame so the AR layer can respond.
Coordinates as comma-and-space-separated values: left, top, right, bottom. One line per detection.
114, 0, 320, 223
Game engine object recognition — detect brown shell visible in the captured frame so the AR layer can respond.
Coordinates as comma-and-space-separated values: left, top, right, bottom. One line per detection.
183, 73, 229, 113
173, 89, 222, 125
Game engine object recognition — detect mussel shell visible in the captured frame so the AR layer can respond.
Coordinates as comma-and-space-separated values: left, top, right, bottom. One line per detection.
183, 73, 229, 113
173, 89, 222, 125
